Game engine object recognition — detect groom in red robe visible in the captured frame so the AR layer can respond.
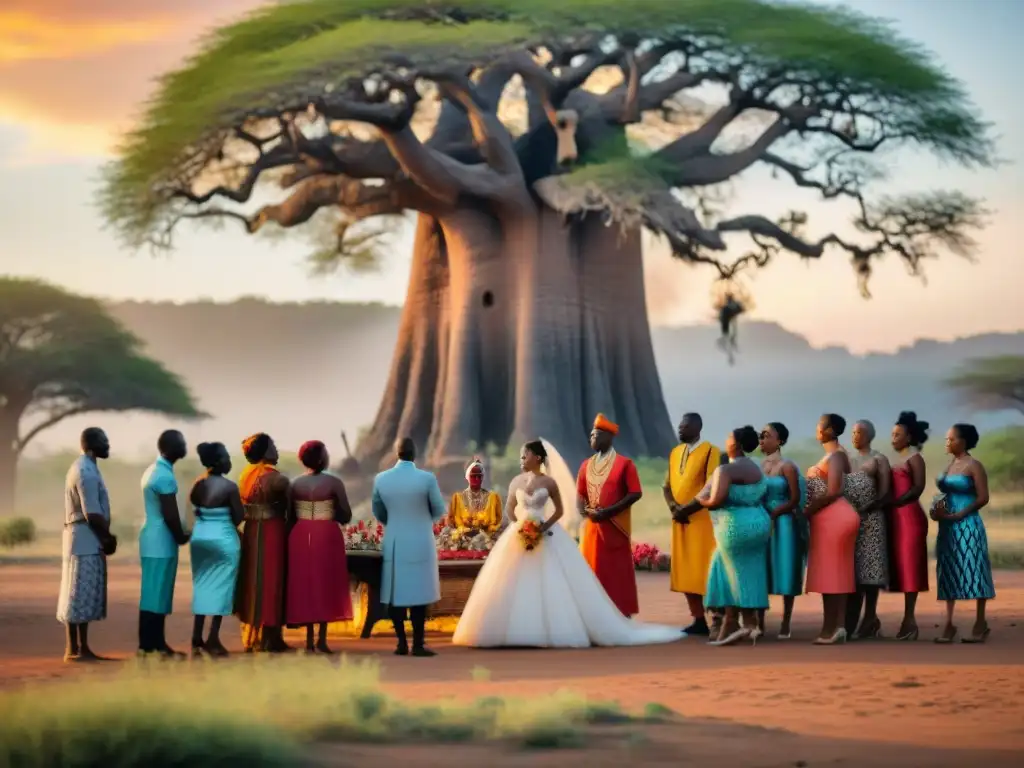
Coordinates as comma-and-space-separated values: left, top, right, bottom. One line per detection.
576, 414, 643, 617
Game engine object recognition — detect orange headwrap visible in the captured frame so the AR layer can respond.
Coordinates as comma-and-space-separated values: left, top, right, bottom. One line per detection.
241, 432, 271, 463
593, 413, 619, 435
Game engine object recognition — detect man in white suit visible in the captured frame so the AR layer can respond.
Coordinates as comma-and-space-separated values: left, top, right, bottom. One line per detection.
371, 437, 447, 656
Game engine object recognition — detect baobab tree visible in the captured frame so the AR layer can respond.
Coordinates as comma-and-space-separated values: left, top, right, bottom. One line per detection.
101, 0, 994, 471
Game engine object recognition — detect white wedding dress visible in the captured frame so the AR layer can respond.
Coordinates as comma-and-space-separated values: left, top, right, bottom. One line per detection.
451, 462, 684, 648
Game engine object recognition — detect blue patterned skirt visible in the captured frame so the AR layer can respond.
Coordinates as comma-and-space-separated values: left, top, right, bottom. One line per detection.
936, 514, 996, 601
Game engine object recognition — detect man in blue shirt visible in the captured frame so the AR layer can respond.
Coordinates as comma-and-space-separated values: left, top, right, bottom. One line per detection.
138, 429, 189, 656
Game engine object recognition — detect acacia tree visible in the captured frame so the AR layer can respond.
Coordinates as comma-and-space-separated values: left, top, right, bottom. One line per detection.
946, 356, 1024, 416
0, 278, 203, 516
101, 0, 993, 472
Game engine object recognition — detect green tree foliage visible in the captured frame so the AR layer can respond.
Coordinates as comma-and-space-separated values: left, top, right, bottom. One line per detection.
945, 356, 1024, 416
0, 278, 204, 515
977, 426, 1024, 492
100, 0, 994, 285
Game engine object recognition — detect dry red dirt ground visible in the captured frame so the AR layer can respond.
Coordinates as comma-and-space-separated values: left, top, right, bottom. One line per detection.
1, 565, 1022, 766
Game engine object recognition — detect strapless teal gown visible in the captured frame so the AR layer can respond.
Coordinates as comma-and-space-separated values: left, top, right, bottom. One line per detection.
935, 474, 996, 601
765, 474, 807, 597
190, 506, 241, 616
706, 481, 771, 609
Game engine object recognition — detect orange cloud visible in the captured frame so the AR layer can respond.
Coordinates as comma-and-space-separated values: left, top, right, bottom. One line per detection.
0, 0, 261, 160
0, 11, 174, 62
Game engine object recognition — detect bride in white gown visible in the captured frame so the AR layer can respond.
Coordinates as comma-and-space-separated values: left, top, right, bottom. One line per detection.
451, 439, 684, 648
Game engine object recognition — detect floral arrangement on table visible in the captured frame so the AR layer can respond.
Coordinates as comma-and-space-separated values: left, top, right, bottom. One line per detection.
632, 542, 671, 572
343, 519, 384, 551
344, 519, 668, 571
433, 520, 501, 560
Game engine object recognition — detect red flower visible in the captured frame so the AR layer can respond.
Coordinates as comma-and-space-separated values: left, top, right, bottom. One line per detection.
357, 520, 366, 531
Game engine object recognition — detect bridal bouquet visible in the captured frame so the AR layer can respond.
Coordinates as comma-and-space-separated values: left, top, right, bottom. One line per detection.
518, 520, 543, 551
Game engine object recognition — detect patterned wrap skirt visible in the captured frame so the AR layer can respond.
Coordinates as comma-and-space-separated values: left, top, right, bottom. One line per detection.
56, 554, 107, 624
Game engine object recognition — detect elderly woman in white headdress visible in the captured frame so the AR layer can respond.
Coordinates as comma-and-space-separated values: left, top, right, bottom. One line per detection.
446, 458, 504, 533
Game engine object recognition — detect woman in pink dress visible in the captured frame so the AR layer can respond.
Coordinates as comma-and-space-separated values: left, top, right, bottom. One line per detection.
889, 411, 931, 640
286, 440, 353, 653
804, 414, 861, 645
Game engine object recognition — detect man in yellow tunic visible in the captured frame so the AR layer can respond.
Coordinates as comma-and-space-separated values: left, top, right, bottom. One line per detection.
663, 413, 722, 637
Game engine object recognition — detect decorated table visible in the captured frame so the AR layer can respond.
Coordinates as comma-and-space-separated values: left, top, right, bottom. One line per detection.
343, 520, 493, 638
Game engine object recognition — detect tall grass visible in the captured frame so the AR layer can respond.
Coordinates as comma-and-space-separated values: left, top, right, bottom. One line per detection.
0, 657, 666, 766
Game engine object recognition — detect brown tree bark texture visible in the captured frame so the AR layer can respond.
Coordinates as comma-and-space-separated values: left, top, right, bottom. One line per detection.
356, 201, 675, 474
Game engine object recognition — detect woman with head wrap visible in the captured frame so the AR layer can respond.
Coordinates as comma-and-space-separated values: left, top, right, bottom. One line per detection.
447, 458, 503, 533
844, 420, 892, 640
286, 440, 353, 653
933, 424, 996, 644
804, 414, 860, 645
888, 411, 931, 641
236, 432, 291, 653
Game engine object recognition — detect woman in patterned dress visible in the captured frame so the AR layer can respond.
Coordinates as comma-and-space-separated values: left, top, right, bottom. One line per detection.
933, 424, 995, 644
758, 422, 807, 639
804, 414, 860, 645
699, 426, 770, 647
845, 420, 891, 639
889, 412, 931, 641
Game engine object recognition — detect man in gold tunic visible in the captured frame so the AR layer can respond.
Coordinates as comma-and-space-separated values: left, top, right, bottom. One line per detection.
663, 413, 723, 637
447, 459, 503, 533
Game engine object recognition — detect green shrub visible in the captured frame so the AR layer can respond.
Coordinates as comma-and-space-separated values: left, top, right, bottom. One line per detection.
0, 517, 36, 548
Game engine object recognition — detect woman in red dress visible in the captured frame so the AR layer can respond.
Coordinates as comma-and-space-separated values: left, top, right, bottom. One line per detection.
286, 440, 353, 653
236, 432, 291, 652
889, 411, 931, 641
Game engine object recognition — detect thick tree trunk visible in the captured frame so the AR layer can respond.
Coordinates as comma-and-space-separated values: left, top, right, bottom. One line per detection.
426, 205, 516, 466
0, 415, 18, 518
576, 217, 677, 459
355, 214, 449, 467
355, 201, 675, 478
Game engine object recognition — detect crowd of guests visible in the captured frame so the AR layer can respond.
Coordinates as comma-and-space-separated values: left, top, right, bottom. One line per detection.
59, 430, 354, 661
666, 411, 996, 646
56, 408, 997, 661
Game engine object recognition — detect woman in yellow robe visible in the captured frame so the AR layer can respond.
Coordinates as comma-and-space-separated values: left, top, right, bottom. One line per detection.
447, 459, 503, 532
663, 413, 722, 636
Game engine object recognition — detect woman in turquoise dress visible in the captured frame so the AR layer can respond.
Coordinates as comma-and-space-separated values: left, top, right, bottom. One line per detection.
932, 423, 995, 644
188, 442, 244, 656
758, 422, 807, 639
696, 426, 770, 647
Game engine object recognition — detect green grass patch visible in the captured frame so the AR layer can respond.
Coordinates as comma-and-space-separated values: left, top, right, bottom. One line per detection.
989, 546, 1024, 571
0, 656, 670, 766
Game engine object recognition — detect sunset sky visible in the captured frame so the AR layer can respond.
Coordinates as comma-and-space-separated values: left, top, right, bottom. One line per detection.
0, 0, 1021, 353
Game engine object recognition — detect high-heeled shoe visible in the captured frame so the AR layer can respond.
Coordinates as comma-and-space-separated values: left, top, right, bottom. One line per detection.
934, 625, 958, 644
777, 631, 792, 640
853, 618, 882, 640
813, 628, 848, 645
961, 625, 991, 644
749, 628, 763, 646
709, 627, 752, 647
895, 626, 919, 642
